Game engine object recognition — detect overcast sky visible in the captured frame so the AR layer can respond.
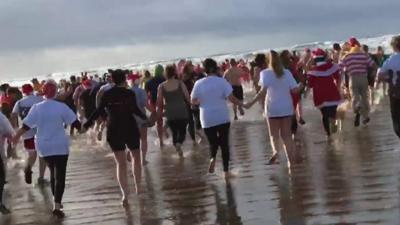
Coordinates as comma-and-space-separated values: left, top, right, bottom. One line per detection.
0, 0, 399, 79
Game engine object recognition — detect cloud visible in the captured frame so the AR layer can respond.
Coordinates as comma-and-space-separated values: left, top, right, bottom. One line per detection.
0, 0, 399, 79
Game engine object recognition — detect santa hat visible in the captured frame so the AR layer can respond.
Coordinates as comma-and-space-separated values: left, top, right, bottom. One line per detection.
127, 72, 142, 82
349, 37, 361, 47
22, 84, 34, 95
82, 79, 92, 88
312, 48, 327, 66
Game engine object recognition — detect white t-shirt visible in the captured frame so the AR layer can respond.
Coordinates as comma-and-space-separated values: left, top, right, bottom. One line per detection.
259, 69, 298, 118
12, 94, 44, 139
378, 53, 400, 81
23, 99, 77, 157
191, 76, 233, 128
0, 112, 14, 158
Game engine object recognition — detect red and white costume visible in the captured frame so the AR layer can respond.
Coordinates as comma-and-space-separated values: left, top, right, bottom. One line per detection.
307, 49, 343, 108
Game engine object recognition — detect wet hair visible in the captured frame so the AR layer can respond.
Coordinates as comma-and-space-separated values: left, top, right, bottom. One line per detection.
229, 58, 237, 66
391, 36, 400, 51
362, 44, 369, 53
0, 84, 10, 92
269, 50, 284, 78
110, 69, 127, 85
333, 43, 341, 51
165, 64, 177, 79
279, 50, 291, 69
70, 75, 76, 83
144, 70, 151, 77
254, 53, 266, 68
202, 58, 219, 74
377, 46, 384, 52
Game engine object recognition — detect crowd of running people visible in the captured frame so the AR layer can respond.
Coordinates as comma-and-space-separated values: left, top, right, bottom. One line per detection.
0, 35, 399, 218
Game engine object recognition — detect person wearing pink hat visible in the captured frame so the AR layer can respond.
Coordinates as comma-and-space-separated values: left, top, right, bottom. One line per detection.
11, 84, 47, 185
307, 49, 343, 139
340, 37, 377, 127
128, 72, 154, 165
13, 79, 82, 218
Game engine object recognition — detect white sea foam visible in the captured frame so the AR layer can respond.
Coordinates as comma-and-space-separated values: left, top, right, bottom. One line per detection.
3, 34, 397, 87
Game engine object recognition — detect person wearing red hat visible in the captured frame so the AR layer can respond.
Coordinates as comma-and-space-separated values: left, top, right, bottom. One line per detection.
95, 73, 114, 141
340, 37, 377, 127
13, 79, 82, 218
128, 73, 154, 165
307, 49, 343, 139
79, 79, 100, 124
11, 84, 47, 185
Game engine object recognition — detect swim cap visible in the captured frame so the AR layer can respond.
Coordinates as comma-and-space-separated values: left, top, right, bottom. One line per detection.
154, 64, 164, 77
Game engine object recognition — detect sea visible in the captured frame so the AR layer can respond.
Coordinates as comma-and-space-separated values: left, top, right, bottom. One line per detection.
3, 34, 397, 87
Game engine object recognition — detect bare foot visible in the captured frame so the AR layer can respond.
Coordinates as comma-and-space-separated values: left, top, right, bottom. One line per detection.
208, 158, 216, 173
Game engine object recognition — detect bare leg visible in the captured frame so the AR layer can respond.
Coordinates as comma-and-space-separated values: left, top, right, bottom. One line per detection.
233, 104, 238, 120
140, 127, 148, 165
113, 151, 129, 205
267, 118, 281, 164
280, 117, 296, 167
38, 157, 46, 179
157, 120, 164, 147
129, 150, 142, 194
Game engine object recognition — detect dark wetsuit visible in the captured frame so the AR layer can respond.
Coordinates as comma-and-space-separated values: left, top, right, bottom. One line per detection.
80, 86, 100, 119
84, 86, 147, 151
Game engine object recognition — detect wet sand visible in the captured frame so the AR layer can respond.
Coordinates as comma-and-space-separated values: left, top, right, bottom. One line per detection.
1, 93, 399, 225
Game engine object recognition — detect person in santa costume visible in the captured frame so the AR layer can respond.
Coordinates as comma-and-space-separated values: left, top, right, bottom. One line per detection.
307, 48, 343, 138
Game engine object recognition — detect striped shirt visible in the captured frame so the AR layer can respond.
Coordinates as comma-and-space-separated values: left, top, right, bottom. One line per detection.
340, 52, 375, 76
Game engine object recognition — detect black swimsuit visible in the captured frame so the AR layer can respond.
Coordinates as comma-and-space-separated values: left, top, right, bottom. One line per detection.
84, 86, 147, 151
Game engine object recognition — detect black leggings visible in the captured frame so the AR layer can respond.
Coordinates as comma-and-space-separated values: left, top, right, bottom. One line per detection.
204, 123, 230, 172
390, 96, 400, 138
167, 119, 188, 146
0, 157, 5, 203
43, 155, 68, 204
320, 106, 338, 136
187, 109, 196, 142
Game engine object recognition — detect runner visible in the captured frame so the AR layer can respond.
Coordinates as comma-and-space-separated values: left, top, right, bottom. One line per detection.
145, 64, 166, 147
182, 62, 200, 144
340, 37, 376, 127
11, 84, 48, 185
224, 59, 245, 120
84, 69, 151, 204
377, 36, 400, 138
244, 50, 303, 168
281, 50, 306, 132
0, 111, 13, 214
157, 65, 190, 157
95, 73, 113, 141
128, 73, 153, 165
373, 46, 390, 96
12, 79, 81, 218
252, 53, 267, 93
307, 49, 342, 140
331, 43, 342, 64
191, 58, 244, 179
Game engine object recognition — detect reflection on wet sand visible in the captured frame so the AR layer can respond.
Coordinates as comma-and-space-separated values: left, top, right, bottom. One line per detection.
1, 98, 399, 225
